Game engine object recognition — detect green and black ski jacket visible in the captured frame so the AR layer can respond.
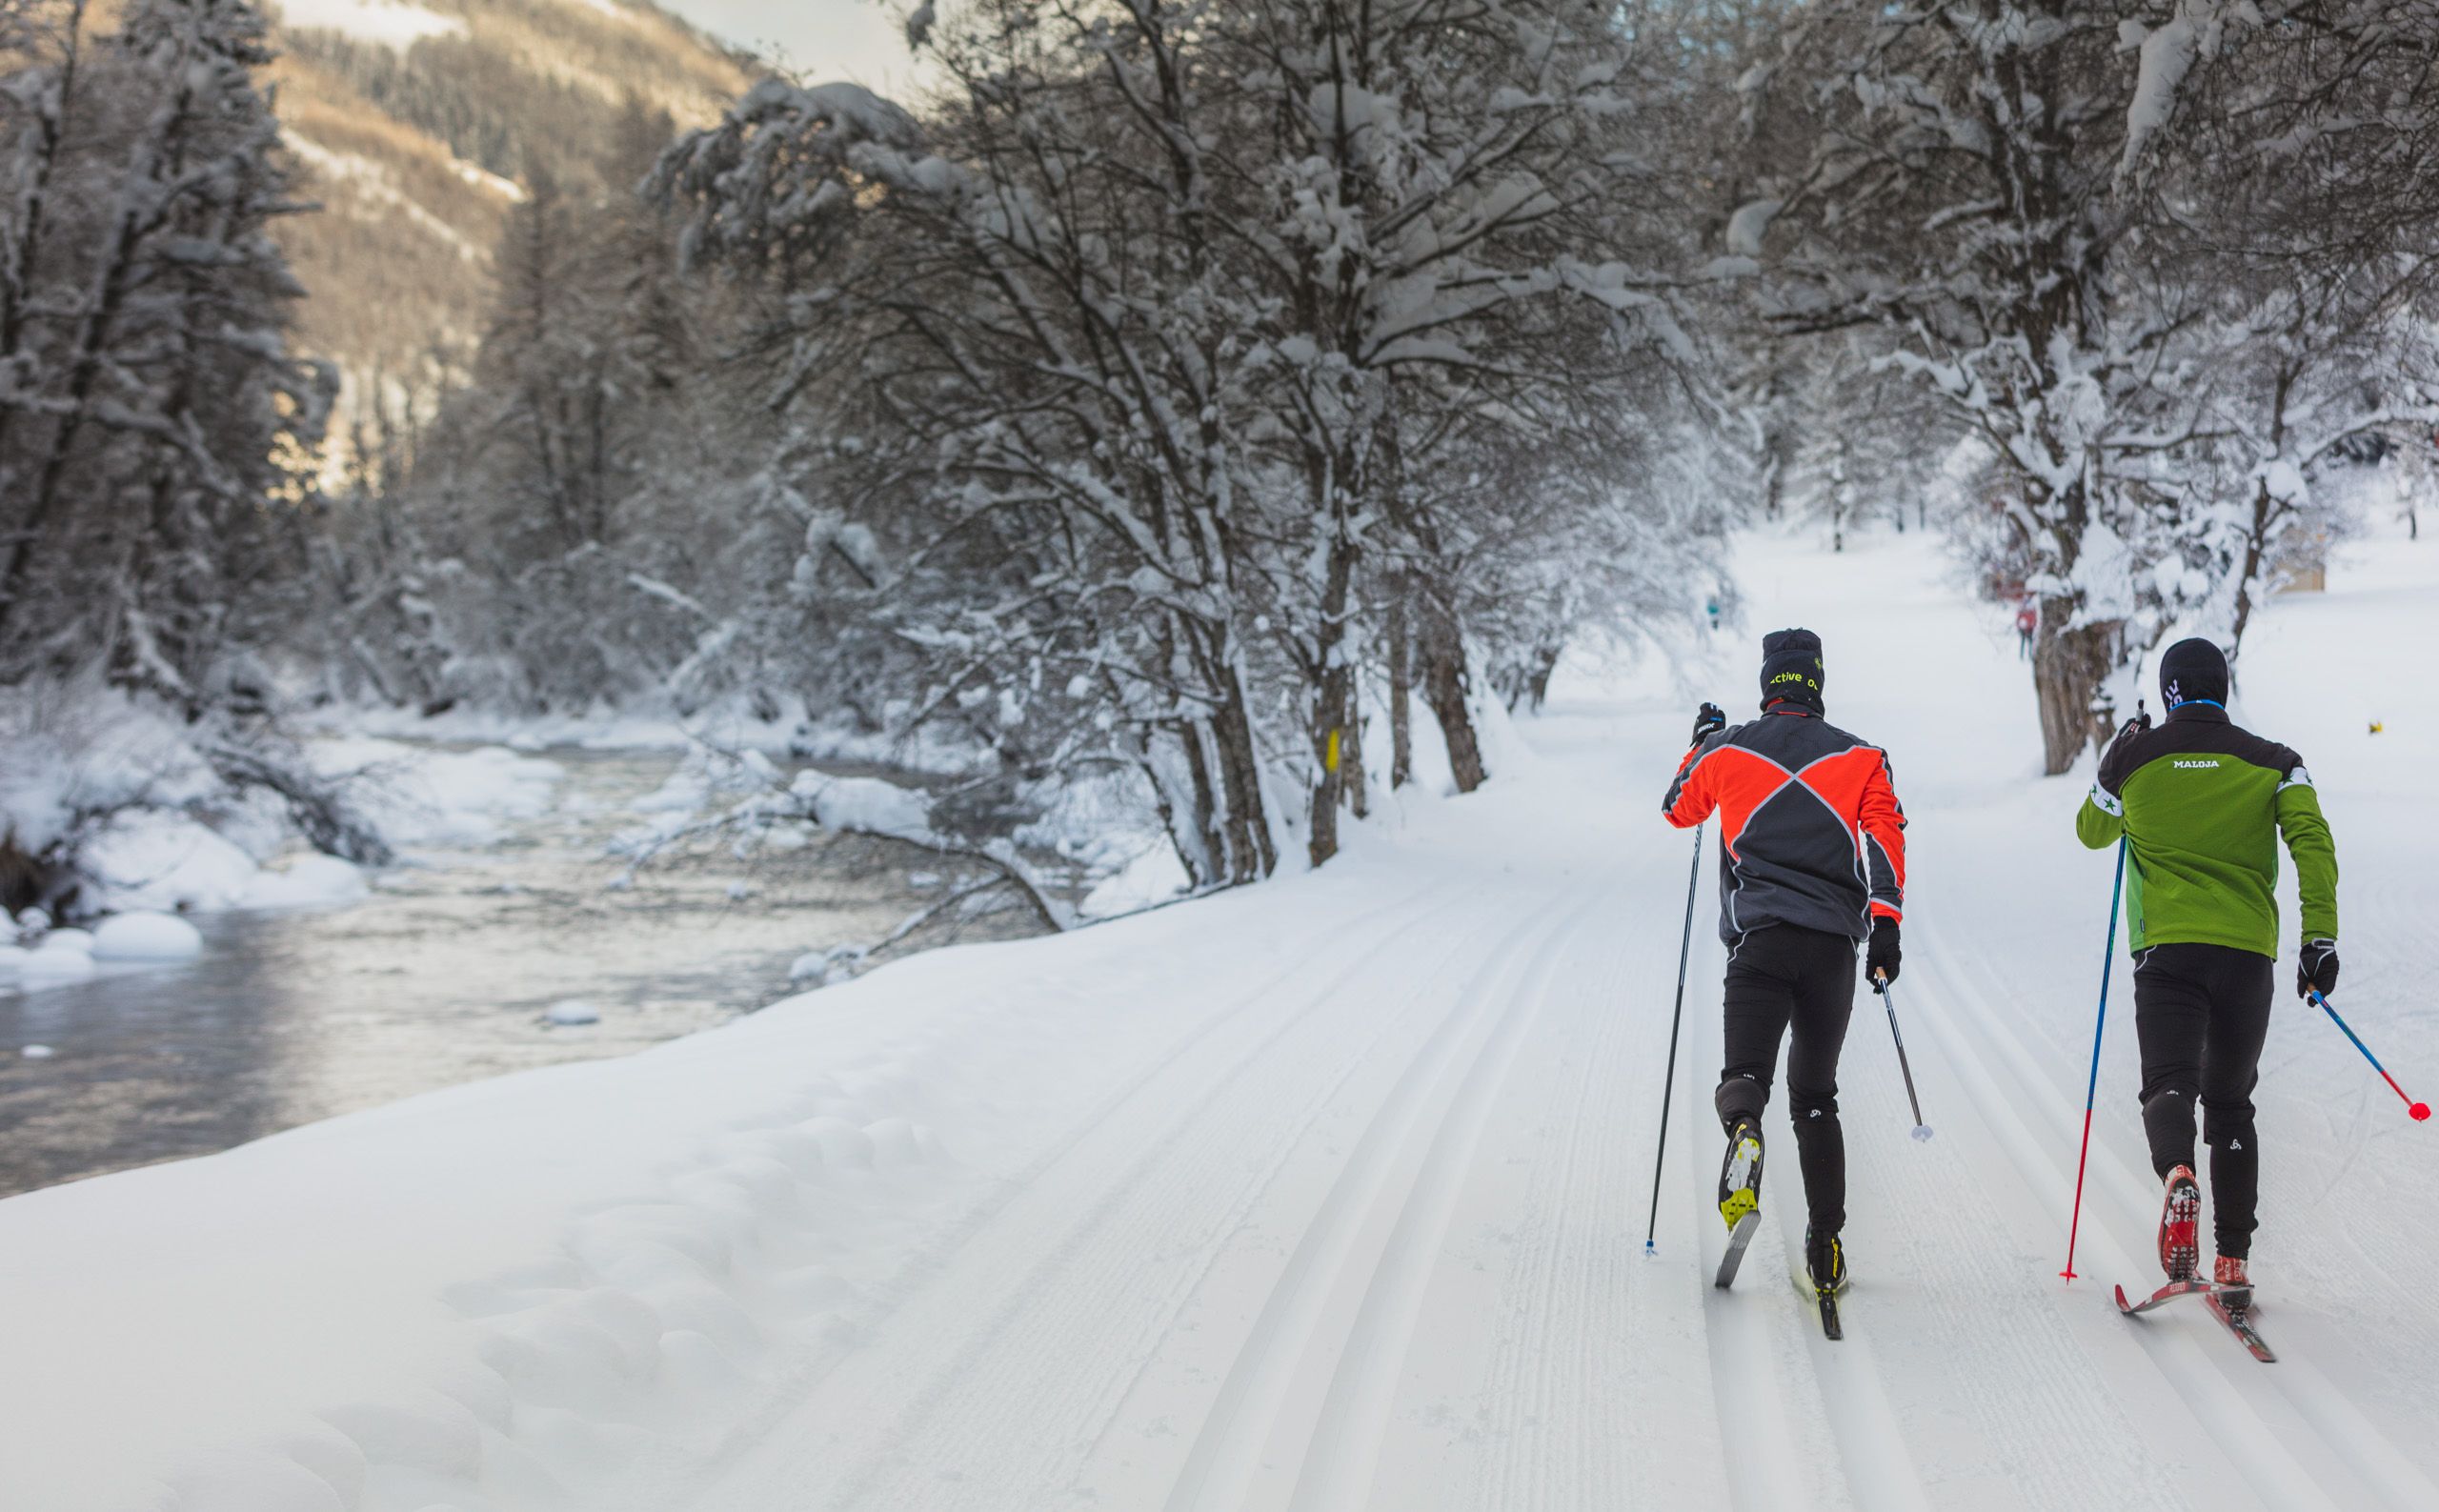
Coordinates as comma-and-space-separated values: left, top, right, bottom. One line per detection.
2074, 702, 2337, 958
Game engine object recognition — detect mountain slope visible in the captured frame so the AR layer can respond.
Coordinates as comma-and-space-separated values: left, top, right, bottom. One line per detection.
262, 0, 757, 443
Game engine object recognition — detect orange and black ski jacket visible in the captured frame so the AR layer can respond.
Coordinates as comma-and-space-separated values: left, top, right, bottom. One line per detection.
1661, 708, 1906, 945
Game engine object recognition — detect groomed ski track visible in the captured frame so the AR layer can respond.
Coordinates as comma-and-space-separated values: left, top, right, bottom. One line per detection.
8, 528, 2436, 1512
669, 531, 2439, 1512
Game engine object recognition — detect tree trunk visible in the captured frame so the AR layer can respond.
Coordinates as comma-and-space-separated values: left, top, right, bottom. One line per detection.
1306, 526, 1358, 867
1420, 589, 1485, 792
1204, 648, 1276, 883
2032, 608, 2122, 776
1386, 575, 1412, 789
1342, 691, 1367, 820
1524, 642, 1561, 712
1153, 718, 1220, 890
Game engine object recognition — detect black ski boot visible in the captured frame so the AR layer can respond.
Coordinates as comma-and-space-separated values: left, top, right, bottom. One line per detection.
1804, 1226, 1849, 1341
1804, 1226, 1850, 1296
1712, 1117, 1764, 1289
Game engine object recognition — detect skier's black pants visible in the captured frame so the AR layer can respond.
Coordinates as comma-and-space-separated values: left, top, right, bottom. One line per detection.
2132, 942, 2273, 1260
1714, 923, 1856, 1236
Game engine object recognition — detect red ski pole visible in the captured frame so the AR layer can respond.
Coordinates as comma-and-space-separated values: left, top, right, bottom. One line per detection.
2061, 837, 2127, 1282
2308, 989, 2431, 1121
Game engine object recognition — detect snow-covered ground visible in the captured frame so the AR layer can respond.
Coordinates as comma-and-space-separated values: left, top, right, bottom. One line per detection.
2, 523, 2433, 1511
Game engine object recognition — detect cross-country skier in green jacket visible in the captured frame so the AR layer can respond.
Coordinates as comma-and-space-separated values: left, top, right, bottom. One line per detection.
2075, 637, 2339, 1305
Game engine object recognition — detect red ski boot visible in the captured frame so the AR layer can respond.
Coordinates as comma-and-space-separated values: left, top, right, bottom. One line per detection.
2158, 1165, 2202, 1281
2213, 1255, 2252, 1311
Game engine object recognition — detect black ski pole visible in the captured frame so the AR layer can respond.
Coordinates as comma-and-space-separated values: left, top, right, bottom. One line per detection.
1643, 820, 1707, 1255
1872, 974, 1932, 1141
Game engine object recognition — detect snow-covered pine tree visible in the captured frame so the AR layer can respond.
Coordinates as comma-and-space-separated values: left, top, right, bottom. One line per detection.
0, 0, 327, 704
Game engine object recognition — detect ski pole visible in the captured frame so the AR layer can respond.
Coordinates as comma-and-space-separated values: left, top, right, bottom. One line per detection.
1643, 820, 1706, 1255
2060, 836, 2127, 1282
2308, 989, 2431, 1120
1871, 975, 1932, 1140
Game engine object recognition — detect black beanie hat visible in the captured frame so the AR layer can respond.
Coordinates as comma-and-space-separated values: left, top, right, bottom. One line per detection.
1760, 628, 1825, 713
2159, 637, 2229, 710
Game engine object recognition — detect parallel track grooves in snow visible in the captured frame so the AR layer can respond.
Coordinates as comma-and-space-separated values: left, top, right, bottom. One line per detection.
1909, 925, 2415, 1511
1159, 883, 1596, 1512
1279, 875, 1624, 1512
721, 882, 1501, 1511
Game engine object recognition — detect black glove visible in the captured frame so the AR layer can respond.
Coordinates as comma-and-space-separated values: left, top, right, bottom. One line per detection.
1691, 701, 1727, 745
2106, 705, 2152, 755
1866, 918, 1901, 988
2297, 938, 2339, 1000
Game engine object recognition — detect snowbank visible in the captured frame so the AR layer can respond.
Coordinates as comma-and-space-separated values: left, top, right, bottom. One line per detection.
795, 769, 935, 840
15, 937, 94, 985
82, 809, 269, 913
0, 687, 225, 864
312, 737, 564, 850
89, 912, 205, 961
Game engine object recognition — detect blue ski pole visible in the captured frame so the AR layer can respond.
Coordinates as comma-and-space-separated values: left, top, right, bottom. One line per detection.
2308, 989, 2431, 1121
2060, 836, 2127, 1282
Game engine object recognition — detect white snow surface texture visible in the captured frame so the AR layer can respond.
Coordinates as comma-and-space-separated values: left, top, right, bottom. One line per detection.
5, 526, 2437, 1511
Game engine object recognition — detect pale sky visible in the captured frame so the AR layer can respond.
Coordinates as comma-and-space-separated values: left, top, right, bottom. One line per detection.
662, 0, 928, 95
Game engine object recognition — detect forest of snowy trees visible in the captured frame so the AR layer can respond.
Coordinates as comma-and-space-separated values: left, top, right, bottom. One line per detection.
6, 0, 2439, 901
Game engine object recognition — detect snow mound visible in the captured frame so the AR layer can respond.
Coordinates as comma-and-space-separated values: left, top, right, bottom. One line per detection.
17, 943, 95, 985
544, 999, 601, 1025
82, 812, 265, 914
634, 745, 781, 815
1080, 842, 1190, 919
241, 856, 370, 910
90, 913, 204, 961
312, 738, 565, 849
794, 771, 935, 841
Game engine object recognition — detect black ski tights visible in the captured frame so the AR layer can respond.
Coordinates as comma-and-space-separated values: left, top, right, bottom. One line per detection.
2132, 942, 2273, 1260
1714, 923, 1857, 1236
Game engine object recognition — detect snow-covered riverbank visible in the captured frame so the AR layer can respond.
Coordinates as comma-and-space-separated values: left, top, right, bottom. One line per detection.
0, 743, 1046, 1199
3, 522, 2432, 1511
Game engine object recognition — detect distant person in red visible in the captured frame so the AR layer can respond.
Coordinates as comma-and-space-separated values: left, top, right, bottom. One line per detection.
1662, 629, 1907, 1298
2016, 601, 2038, 660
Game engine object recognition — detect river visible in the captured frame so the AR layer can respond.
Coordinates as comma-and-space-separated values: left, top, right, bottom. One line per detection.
0, 745, 1041, 1197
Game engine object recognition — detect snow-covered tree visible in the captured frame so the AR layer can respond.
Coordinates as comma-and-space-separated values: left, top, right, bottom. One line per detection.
0, 0, 328, 704
1740, 1, 2439, 770
652, 1, 1726, 876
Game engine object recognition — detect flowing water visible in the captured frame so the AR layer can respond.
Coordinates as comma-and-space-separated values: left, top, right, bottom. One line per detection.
0, 746, 1039, 1197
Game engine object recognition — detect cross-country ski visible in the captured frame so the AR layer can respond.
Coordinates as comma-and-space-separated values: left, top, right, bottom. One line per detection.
5, 8, 2439, 1505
